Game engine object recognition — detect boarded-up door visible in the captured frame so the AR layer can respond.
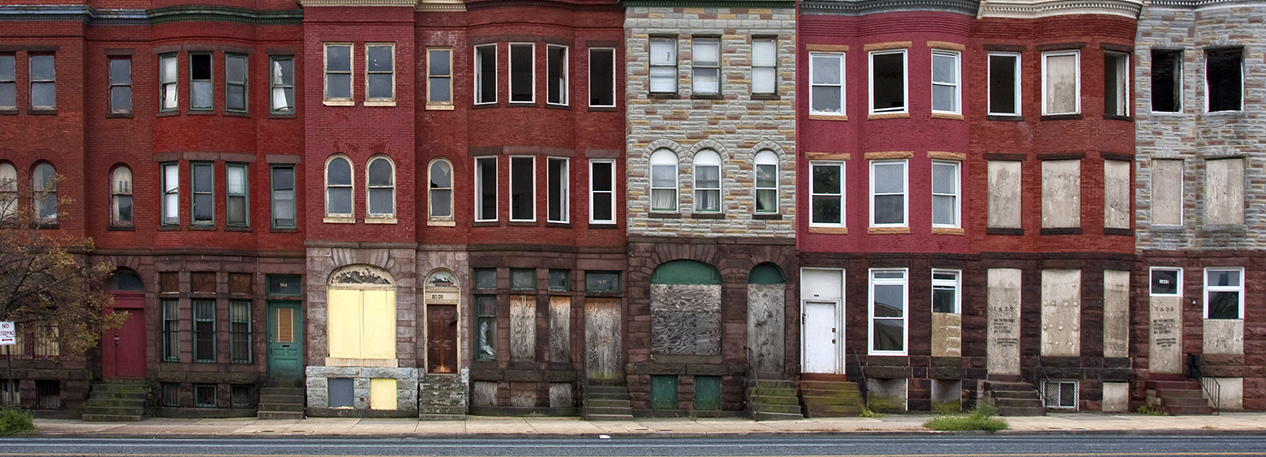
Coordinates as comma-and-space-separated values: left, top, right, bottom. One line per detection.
427, 304, 457, 373
584, 298, 621, 382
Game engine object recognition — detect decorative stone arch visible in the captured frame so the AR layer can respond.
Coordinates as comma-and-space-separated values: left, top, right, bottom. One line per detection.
684, 139, 730, 164
325, 264, 398, 367
746, 262, 786, 374
642, 138, 685, 160
422, 269, 461, 374
749, 140, 787, 159
649, 260, 723, 356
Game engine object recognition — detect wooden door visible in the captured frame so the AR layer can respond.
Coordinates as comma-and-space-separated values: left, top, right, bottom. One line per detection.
584, 298, 622, 382
103, 292, 146, 378
267, 301, 303, 383
427, 304, 457, 373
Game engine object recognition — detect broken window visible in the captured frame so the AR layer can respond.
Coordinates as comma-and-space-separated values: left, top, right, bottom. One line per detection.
870, 50, 906, 113
547, 45, 567, 105
190, 53, 212, 110
1104, 52, 1129, 117
588, 48, 615, 107
1151, 49, 1181, 113
474, 45, 496, 104
1206, 48, 1242, 112
160, 54, 178, 110
988, 53, 1020, 115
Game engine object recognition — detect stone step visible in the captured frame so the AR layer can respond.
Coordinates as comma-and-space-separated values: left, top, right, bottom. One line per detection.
1156, 389, 1205, 399
803, 407, 861, 418
990, 389, 1039, 399
419, 414, 466, 421
1163, 396, 1210, 407
587, 398, 631, 408
805, 402, 863, 413
750, 394, 800, 405
260, 394, 305, 404
753, 411, 804, 421
1147, 380, 1203, 391
584, 413, 634, 421
584, 406, 633, 416
260, 387, 305, 396
752, 403, 802, 414
1166, 405, 1214, 415
84, 405, 144, 415
997, 406, 1047, 416
747, 380, 797, 389
257, 411, 304, 420
83, 398, 146, 408
799, 380, 860, 391
91, 383, 148, 394
586, 385, 630, 394
995, 397, 1043, 408
747, 386, 798, 396
82, 414, 144, 422
801, 392, 861, 402
258, 403, 305, 412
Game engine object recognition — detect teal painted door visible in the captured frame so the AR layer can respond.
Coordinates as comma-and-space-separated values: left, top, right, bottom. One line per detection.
694, 376, 721, 411
650, 375, 678, 410
267, 301, 302, 383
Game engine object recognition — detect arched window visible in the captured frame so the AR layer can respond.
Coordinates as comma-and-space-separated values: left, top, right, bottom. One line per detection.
693, 150, 721, 212
366, 156, 395, 218
111, 166, 133, 227
32, 162, 56, 223
649, 149, 678, 212
325, 156, 353, 218
428, 159, 453, 221
0, 162, 16, 220
754, 150, 778, 214
650, 260, 722, 356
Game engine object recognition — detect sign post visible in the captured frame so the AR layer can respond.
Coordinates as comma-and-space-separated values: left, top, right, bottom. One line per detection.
0, 322, 15, 408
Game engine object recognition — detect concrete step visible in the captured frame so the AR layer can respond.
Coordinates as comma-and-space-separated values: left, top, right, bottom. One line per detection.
259, 394, 305, 404
1166, 405, 1214, 415
1147, 380, 1203, 390
750, 394, 800, 405
747, 380, 797, 389
258, 403, 305, 412
752, 403, 802, 414
584, 406, 633, 416
587, 399, 631, 408
799, 380, 860, 391
584, 413, 634, 421
801, 392, 861, 402
83, 398, 146, 408
587, 385, 629, 394
997, 406, 1047, 416
257, 411, 304, 420
803, 408, 861, 418
82, 414, 143, 422
91, 383, 148, 394
1163, 396, 1210, 407
995, 397, 1043, 408
747, 386, 798, 396
753, 411, 804, 421
419, 414, 466, 421
805, 403, 863, 414
1156, 389, 1205, 399
84, 406, 144, 415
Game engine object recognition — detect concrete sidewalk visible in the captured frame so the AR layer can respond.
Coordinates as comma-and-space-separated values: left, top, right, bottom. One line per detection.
28, 412, 1266, 438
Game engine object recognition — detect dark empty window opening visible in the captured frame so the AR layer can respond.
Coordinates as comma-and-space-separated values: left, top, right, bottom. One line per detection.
1151, 49, 1181, 113
36, 380, 59, 409
1206, 48, 1242, 112
547, 46, 567, 105
871, 51, 905, 112
190, 53, 212, 110
230, 385, 253, 408
589, 49, 615, 107
162, 383, 180, 407
989, 54, 1018, 115
475, 45, 496, 104
1104, 52, 1129, 117
510, 44, 534, 103
510, 157, 534, 220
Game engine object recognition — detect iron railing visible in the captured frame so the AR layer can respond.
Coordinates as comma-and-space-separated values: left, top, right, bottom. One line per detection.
1187, 353, 1220, 415
1032, 362, 1051, 407
847, 347, 869, 407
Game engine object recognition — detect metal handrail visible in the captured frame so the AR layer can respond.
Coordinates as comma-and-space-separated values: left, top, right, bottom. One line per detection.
847, 347, 869, 407
1188, 353, 1220, 415
1033, 362, 1051, 407
745, 346, 759, 383
581, 346, 591, 415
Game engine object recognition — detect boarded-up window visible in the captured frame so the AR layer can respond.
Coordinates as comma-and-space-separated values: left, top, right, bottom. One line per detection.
1103, 160, 1131, 229
229, 273, 252, 295
1151, 160, 1183, 225
1040, 269, 1081, 357
987, 161, 1021, 229
1103, 270, 1129, 358
650, 261, 722, 355
327, 288, 396, 361
191, 272, 216, 293
1041, 160, 1080, 228
1043, 51, 1079, 115
1205, 158, 1244, 225
160, 272, 179, 293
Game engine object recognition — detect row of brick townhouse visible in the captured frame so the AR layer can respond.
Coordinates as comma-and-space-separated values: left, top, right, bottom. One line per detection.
0, 0, 1259, 419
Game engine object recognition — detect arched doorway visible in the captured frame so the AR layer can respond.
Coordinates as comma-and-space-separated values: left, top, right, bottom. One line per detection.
747, 263, 785, 375
423, 270, 459, 374
103, 270, 145, 378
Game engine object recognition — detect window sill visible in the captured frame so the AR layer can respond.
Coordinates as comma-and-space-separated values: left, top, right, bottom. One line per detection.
1148, 224, 1185, 233
986, 114, 1023, 121
751, 93, 780, 100
588, 106, 617, 112
32, 222, 59, 230
648, 93, 679, 100
691, 94, 723, 100
588, 223, 618, 229
868, 226, 910, 234
1040, 113, 1082, 121
269, 227, 298, 233
323, 100, 354, 107
808, 113, 847, 121
364, 100, 396, 107
545, 103, 570, 111
158, 224, 181, 231
1041, 227, 1083, 235
691, 212, 724, 219
931, 112, 963, 120
323, 216, 354, 224
508, 221, 538, 227
427, 219, 456, 227
107, 225, 136, 231
224, 110, 250, 118
753, 213, 782, 220
986, 227, 1023, 235
472, 103, 497, 110
365, 217, 397, 224
269, 111, 297, 119
156, 110, 179, 117
106, 112, 133, 118
808, 226, 847, 234
648, 212, 680, 218
186, 109, 215, 115
190, 224, 217, 231
545, 222, 571, 228
225, 225, 251, 232
27, 108, 57, 115
868, 112, 909, 120
426, 104, 455, 111
931, 226, 964, 235
1199, 224, 1246, 234
1104, 114, 1132, 122
1104, 228, 1133, 236
507, 102, 537, 108
472, 221, 500, 227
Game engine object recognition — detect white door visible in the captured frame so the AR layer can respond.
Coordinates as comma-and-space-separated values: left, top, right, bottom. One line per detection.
803, 301, 839, 373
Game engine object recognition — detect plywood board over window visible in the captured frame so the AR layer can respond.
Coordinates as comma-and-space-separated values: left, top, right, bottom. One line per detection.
1040, 269, 1081, 357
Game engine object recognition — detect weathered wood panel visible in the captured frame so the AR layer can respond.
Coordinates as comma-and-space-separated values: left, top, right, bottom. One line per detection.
931, 312, 962, 357
747, 284, 784, 373
987, 269, 1021, 376
650, 284, 722, 355
1204, 319, 1244, 355
1149, 295, 1183, 373
585, 298, 622, 382
1040, 269, 1081, 357
510, 295, 536, 362
549, 296, 571, 363
1041, 160, 1080, 228
1103, 270, 1129, 358
549, 382, 573, 408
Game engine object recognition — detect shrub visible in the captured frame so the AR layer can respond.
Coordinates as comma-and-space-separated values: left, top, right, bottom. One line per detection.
924, 404, 1008, 432
0, 408, 33, 435
1136, 402, 1168, 416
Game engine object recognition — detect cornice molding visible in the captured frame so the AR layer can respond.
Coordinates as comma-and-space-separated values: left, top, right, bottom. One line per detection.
801, 0, 978, 16
415, 2, 468, 11
299, 0, 415, 6
467, 0, 624, 11
0, 5, 147, 25
624, 0, 795, 7
148, 5, 303, 24
1147, 0, 1266, 9
977, 0, 1143, 18
0, 4, 302, 25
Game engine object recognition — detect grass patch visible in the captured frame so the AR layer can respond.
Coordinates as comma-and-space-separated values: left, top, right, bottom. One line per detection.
858, 406, 884, 418
923, 404, 1008, 432
1136, 402, 1168, 416
0, 408, 33, 435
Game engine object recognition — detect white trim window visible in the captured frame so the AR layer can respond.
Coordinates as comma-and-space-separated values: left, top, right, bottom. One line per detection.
931, 50, 960, 114
1104, 51, 1129, 117
589, 159, 616, 224
426, 48, 452, 108
650, 149, 678, 212
160, 53, 178, 111
547, 45, 568, 106
809, 52, 844, 115
474, 44, 497, 105
693, 150, 721, 212
692, 37, 720, 95
752, 38, 776, 95
161, 162, 179, 225
366, 156, 395, 219
988, 52, 1021, 116
870, 160, 907, 227
1150, 267, 1182, 296
510, 156, 535, 221
588, 48, 616, 107
931, 269, 960, 313
325, 155, 353, 219
547, 157, 569, 223
110, 166, 133, 227
270, 56, 295, 114
365, 43, 395, 104
931, 160, 960, 228
754, 150, 778, 214
474, 156, 497, 222
1206, 47, 1243, 113
428, 159, 454, 221
509, 43, 534, 103
869, 49, 907, 114
1042, 50, 1080, 115
869, 268, 908, 355
810, 161, 843, 226
1204, 267, 1244, 320
324, 43, 353, 105
649, 38, 677, 94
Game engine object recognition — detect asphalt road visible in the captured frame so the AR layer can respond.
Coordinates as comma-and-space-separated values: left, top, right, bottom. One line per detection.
2, 435, 1265, 457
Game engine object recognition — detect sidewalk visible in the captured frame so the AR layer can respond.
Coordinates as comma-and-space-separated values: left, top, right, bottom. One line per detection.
29, 412, 1266, 438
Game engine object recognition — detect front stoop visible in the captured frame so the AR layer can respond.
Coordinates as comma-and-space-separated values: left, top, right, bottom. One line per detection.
583, 384, 633, 421
746, 379, 804, 420
984, 381, 1046, 416
1147, 380, 1214, 415
418, 374, 468, 420
798, 379, 862, 418
82, 383, 148, 422
257, 386, 305, 420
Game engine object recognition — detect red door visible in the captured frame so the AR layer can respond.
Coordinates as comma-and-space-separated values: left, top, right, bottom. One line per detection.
103, 292, 146, 378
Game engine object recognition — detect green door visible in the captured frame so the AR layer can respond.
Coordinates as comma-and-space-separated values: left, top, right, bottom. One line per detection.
267, 301, 302, 384
694, 376, 721, 411
650, 375, 678, 410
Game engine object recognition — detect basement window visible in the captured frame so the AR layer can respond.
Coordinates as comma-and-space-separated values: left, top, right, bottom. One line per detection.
1206, 48, 1242, 112
328, 378, 353, 408
231, 385, 253, 408
1150, 267, 1181, 296
1042, 380, 1077, 409
162, 383, 179, 407
36, 380, 59, 409
1151, 49, 1181, 113
194, 384, 217, 408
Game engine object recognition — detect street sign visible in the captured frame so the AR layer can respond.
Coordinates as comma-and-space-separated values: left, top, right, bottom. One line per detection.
0, 322, 13, 346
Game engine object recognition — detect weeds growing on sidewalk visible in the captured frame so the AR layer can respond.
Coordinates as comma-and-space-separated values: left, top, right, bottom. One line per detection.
1136, 402, 1168, 416
923, 403, 1008, 432
0, 408, 33, 435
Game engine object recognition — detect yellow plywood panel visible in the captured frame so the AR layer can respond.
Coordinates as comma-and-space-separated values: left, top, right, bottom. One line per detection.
328, 289, 363, 359
369, 378, 397, 410
361, 289, 396, 360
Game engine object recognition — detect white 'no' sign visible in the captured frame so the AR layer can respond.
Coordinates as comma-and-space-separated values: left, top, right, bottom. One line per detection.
0, 322, 14, 346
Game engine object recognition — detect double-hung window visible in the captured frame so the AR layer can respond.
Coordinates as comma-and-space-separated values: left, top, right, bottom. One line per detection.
32, 163, 57, 223
1204, 267, 1243, 320
427, 48, 452, 108
650, 150, 678, 212
649, 38, 677, 94
226, 163, 248, 226
931, 270, 960, 313
270, 56, 295, 113
324, 44, 352, 104
588, 48, 615, 107
192, 299, 215, 363
589, 160, 615, 224
191, 162, 214, 225
931, 50, 960, 114
161, 299, 179, 361
225, 54, 247, 112
869, 269, 908, 355
270, 165, 296, 228
1151, 49, 1181, 113
810, 162, 844, 226
428, 159, 453, 221
547, 157, 568, 223
365, 44, 395, 104
111, 166, 133, 227
693, 150, 721, 212
325, 156, 353, 219
1206, 48, 1243, 112
510, 156, 535, 221
547, 45, 568, 105
752, 38, 776, 95
1104, 51, 1129, 117
988, 52, 1020, 116
160, 54, 178, 111
0, 55, 14, 110
869, 49, 906, 114
931, 160, 960, 228
161, 163, 179, 225
475, 157, 497, 222
229, 300, 251, 363
754, 150, 778, 213
29, 55, 55, 110
692, 38, 720, 95
109, 57, 132, 114
870, 160, 907, 227
1042, 50, 1080, 115
809, 52, 844, 115
189, 53, 212, 110
366, 156, 395, 218
474, 45, 497, 105
510, 43, 534, 103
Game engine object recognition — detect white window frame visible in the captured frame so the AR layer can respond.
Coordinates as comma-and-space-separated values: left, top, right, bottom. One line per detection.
509, 156, 535, 222
509, 42, 535, 103
364, 43, 396, 105
323, 43, 353, 106
649, 149, 679, 212
931, 160, 960, 228
809, 52, 844, 115
365, 155, 396, 220
754, 150, 778, 214
868, 268, 908, 356
160, 53, 178, 111
426, 48, 453, 109
1041, 50, 1080, 115
692, 37, 720, 96
1042, 379, 1079, 409
868, 49, 907, 115
1149, 266, 1182, 297
752, 38, 776, 95
546, 45, 568, 106
931, 49, 961, 115
692, 150, 722, 213
1104, 51, 1129, 117
1204, 267, 1244, 320
474, 156, 498, 222
161, 162, 179, 225
931, 269, 961, 313
809, 161, 844, 227
110, 166, 133, 227
324, 155, 354, 221
988, 52, 1021, 116
649, 37, 677, 94
225, 162, 249, 227
547, 157, 569, 223
589, 159, 616, 224
588, 48, 616, 108
474, 44, 497, 105
869, 159, 908, 227
428, 158, 454, 223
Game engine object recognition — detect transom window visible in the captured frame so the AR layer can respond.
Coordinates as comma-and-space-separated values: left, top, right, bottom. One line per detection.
1150, 267, 1181, 296
931, 270, 960, 313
